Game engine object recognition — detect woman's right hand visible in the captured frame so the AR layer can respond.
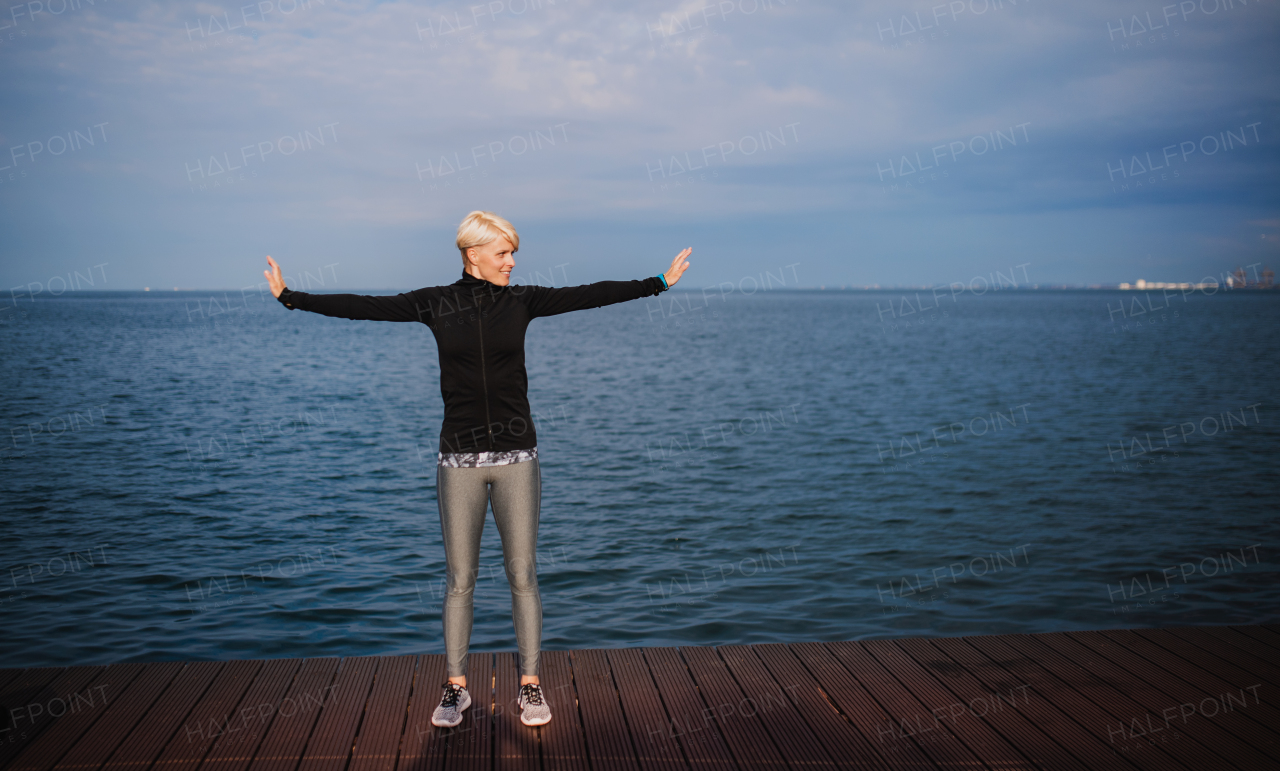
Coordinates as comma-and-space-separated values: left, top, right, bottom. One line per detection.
264, 256, 286, 298
662, 247, 692, 288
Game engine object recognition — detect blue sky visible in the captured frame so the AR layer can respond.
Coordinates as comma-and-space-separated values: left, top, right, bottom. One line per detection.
0, 0, 1276, 291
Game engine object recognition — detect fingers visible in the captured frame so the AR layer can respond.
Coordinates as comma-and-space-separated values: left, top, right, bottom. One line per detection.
674, 248, 691, 273
670, 247, 691, 270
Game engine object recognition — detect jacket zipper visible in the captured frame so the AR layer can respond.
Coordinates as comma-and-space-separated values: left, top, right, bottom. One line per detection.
476, 292, 494, 450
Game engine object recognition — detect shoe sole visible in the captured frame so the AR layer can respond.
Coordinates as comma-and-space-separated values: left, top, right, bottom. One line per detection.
519, 702, 551, 727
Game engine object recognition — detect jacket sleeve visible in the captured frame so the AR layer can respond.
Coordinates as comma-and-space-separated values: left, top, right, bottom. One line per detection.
276, 287, 431, 323
520, 276, 667, 319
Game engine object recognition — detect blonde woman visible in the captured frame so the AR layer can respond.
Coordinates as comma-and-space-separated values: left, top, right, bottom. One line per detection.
265, 211, 691, 727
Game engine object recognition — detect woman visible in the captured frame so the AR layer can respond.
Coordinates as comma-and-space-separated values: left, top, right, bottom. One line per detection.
264, 211, 691, 728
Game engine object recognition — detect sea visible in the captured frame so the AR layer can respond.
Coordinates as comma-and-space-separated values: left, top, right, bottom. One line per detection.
1, 286, 1277, 666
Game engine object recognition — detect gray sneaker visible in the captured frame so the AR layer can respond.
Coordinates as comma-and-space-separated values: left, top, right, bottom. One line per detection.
518, 683, 551, 726
431, 683, 471, 727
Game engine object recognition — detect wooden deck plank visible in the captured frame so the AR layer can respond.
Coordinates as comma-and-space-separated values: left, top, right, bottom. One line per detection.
1233, 625, 1280, 651
0, 669, 28, 698
0, 669, 62, 696
931, 636, 1141, 771
1054, 631, 1277, 769
5, 665, 148, 771
0, 666, 107, 769
679, 646, 786, 771
0, 669, 26, 721
146, 660, 263, 771
1104, 629, 1280, 731
350, 655, 418, 771
963, 634, 1181, 771
1133, 627, 1280, 697
6, 626, 1277, 771
395, 655, 448, 771
0, 669, 67, 729
568, 649, 638, 771
443, 653, 492, 771
100, 661, 226, 771
1181, 627, 1280, 688
1035, 631, 1267, 771
639, 647, 736, 771
604, 648, 684, 771
50, 662, 186, 771
896, 637, 1093, 771
826, 641, 986, 770
789, 642, 936, 770
716, 644, 838, 771
1094, 630, 1280, 751
493, 652, 537, 771
243, 658, 340, 771
537, 650, 590, 771
200, 658, 303, 771
999, 634, 1211, 771
860, 639, 1036, 770
751, 644, 889, 771
297, 656, 380, 771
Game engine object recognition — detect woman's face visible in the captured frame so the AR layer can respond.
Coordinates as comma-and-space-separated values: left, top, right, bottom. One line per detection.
465, 237, 516, 286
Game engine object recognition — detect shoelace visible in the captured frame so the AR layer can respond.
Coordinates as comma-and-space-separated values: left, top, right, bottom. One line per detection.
440, 683, 464, 708
520, 683, 544, 706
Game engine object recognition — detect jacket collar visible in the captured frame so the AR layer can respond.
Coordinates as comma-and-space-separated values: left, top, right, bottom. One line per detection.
455, 269, 508, 295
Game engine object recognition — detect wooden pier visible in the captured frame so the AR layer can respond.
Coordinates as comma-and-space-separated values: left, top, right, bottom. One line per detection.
1, 625, 1277, 770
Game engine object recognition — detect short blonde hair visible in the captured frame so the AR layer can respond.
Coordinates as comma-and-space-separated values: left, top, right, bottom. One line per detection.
456, 211, 519, 264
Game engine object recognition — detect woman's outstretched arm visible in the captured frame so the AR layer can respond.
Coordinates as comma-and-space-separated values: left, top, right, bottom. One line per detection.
522, 248, 691, 319
265, 256, 430, 323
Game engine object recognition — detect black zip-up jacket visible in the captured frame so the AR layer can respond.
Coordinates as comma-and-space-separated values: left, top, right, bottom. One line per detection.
277, 269, 668, 453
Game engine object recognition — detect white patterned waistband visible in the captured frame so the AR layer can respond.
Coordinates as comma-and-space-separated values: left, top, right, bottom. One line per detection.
437, 447, 538, 468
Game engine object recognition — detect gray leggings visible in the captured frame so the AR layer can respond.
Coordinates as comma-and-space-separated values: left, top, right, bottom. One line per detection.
436, 458, 542, 679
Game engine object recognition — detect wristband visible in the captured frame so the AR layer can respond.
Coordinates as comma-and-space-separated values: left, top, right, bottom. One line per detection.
657, 274, 668, 290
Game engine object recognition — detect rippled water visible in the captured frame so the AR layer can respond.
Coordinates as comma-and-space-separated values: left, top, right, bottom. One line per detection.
2, 288, 1277, 666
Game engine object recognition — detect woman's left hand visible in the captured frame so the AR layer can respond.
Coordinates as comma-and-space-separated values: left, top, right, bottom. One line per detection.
663, 248, 692, 288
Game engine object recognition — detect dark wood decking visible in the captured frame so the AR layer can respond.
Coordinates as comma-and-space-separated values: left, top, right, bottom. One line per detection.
2, 626, 1277, 771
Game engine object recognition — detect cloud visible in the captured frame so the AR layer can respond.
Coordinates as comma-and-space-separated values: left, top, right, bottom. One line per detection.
0, 0, 1276, 286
